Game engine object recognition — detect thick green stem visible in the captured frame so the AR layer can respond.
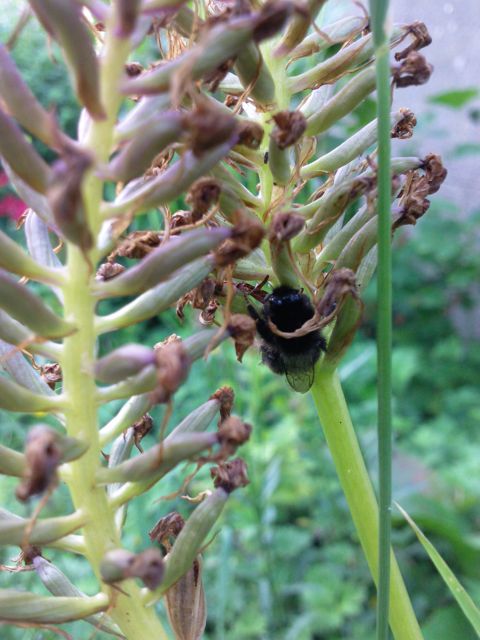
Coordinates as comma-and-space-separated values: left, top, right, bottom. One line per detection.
311, 366, 423, 640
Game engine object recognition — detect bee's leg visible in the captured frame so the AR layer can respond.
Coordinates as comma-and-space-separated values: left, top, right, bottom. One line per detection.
247, 304, 274, 343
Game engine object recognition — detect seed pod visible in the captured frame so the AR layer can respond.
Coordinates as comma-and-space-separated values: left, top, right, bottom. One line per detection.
289, 27, 405, 93
33, 556, 124, 638
106, 112, 183, 182
0, 269, 75, 339
291, 14, 367, 61
234, 43, 276, 106
0, 445, 26, 478
0, 44, 62, 148
2, 159, 54, 227
28, 0, 105, 119
294, 175, 376, 253
24, 210, 63, 273
0, 310, 61, 360
95, 345, 156, 384
0, 339, 57, 396
95, 229, 230, 298
302, 109, 415, 177
0, 228, 64, 285
103, 143, 236, 218
0, 589, 108, 624
305, 66, 377, 136
96, 432, 218, 484
0, 508, 85, 546
97, 365, 158, 404
0, 374, 64, 413
114, 94, 172, 142
165, 558, 207, 640
100, 395, 153, 447
0, 107, 51, 194
96, 256, 214, 334
275, 0, 327, 56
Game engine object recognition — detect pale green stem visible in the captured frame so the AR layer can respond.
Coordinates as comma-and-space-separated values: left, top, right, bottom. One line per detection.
311, 366, 423, 640
59, 12, 167, 640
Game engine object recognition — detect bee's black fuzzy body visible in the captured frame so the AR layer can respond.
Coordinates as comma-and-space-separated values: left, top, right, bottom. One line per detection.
248, 286, 326, 392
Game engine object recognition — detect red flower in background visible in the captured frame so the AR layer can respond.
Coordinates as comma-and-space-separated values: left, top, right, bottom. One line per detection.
0, 170, 27, 221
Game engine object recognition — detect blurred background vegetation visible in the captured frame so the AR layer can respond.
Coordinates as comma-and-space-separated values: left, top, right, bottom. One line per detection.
0, 4, 479, 639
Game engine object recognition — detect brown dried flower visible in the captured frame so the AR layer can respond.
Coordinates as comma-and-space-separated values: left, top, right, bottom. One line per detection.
96, 262, 126, 280
16, 426, 61, 501
227, 313, 256, 361
152, 338, 191, 403
186, 177, 221, 218
211, 458, 249, 493
217, 416, 252, 458
149, 512, 185, 551
395, 22, 432, 61
214, 212, 265, 267
393, 51, 433, 88
271, 111, 307, 149
40, 363, 62, 390
268, 212, 305, 243
210, 386, 235, 421
391, 108, 417, 140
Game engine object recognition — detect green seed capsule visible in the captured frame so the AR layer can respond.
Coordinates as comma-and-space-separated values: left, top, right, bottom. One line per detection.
0, 508, 85, 546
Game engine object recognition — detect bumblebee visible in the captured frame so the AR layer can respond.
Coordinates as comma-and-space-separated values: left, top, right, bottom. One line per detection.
248, 286, 326, 393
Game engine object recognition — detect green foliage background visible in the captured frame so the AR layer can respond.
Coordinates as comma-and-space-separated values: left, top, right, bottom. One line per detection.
0, 10, 479, 640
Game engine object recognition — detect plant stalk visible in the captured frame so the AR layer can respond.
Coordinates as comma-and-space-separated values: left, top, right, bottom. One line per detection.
311, 366, 423, 640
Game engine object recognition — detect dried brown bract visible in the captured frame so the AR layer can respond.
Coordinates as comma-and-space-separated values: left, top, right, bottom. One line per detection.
110, 230, 161, 260
391, 108, 417, 139
271, 110, 307, 149
227, 313, 256, 361
211, 458, 249, 493
128, 548, 165, 590
132, 414, 154, 452
183, 100, 238, 156
237, 121, 264, 149
268, 212, 305, 243
96, 262, 126, 280
16, 426, 61, 502
395, 21, 432, 61
152, 339, 191, 403
317, 268, 359, 320
423, 153, 447, 193
214, 212, 265, 266
393, 51, 433, 88
176, 279, 217, 320
210, 386, 235, 421
253, 1, 293, 42
125, 62, 144, 77
40, 363, 62, 390
48, 144, 93, 252
217, 416, 252, 458
149, 511, 185, 551
186, 177, 221, 218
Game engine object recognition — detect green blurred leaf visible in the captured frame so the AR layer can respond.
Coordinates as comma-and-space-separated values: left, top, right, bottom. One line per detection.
397, 503, 480, 636
428, 89, 479, 109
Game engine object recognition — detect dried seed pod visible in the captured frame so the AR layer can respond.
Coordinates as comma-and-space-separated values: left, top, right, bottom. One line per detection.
165, 558, 207, 640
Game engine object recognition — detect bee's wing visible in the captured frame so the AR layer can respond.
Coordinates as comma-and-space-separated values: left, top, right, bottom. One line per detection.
285, 367, 315, 394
